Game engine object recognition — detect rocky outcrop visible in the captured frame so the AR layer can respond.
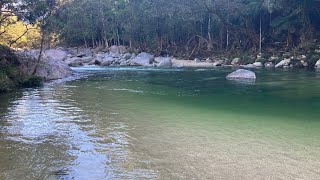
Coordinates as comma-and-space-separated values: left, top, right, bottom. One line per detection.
130, 52, 154, 66
226, 69, 256, 79
44, 49, 68, 61
16, 51, 72, 80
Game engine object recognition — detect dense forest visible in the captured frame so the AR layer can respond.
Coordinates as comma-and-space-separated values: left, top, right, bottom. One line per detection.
1, 0, 320, 57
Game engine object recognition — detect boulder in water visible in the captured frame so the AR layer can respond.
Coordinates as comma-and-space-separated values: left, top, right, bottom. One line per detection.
226, 69, 256, 79
130, 52, 154, 66
157, 57, 172, 68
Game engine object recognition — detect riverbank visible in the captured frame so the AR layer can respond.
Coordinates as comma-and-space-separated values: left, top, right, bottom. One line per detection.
0, 45, 73, 93
47, 45, 320, 70
2, 44, 320, 93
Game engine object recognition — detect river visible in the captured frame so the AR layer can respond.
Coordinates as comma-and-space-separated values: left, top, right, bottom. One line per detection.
1, 67, 320, 179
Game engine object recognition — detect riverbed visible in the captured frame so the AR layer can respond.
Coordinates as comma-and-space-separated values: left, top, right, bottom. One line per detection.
1, 67, 320, 179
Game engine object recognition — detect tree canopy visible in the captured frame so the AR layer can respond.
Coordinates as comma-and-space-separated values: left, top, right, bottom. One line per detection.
1, 0, 320, 56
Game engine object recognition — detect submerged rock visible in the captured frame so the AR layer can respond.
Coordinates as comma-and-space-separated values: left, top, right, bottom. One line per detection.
226, 69, 256, 79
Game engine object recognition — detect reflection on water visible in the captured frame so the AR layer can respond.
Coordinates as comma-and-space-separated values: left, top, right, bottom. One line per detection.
1, 67, 320, 179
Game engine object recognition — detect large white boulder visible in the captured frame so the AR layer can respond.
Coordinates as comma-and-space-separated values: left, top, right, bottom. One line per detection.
157, 57, 172, 68
16, 51, 72, 80
44, 49, 67, 61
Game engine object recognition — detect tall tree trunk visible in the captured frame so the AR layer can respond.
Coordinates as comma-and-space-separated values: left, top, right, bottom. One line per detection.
116, 27, 120, 45
207, 14, 213, 51
129, 39, 132, 49
32, 32, 45, 76
84, 37, 88, 48
226, 27, 229, 51
259, 13, 262, 53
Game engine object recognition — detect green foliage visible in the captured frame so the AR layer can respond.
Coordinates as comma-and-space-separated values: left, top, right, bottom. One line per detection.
0, 44, 19, 65
0, 45, 43, 93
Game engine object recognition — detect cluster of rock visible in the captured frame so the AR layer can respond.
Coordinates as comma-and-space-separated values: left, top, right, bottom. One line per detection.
15, 44, 320, 81
64, 46, 172, 68
34, 44, 320, 70
232, 46, 320, 69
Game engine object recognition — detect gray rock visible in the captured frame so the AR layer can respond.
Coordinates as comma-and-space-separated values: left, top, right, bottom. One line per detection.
269, 56, 279, 62
243, 64, 255, 68
123, 53, 132, 60
231, 58, 241, 65
157, 58, 172, 68
275, 58, 291, 68
282, 52, 292, 58
65, 57, 82, 67
81, 57, 94, 63
264, 62, 275, 68
95, 53, 105, 60
44, 49, 67, 61
296, 55, 307, 61
130, 52, 154, 66
301, 61, 308, 68
154, 57, 168, 63
110, 45, 127, 57
76, 48, 93, 57
194, 58, 200, 63
253, 62, 264, 67
226, 69, 256, 79
315, 60, 320, 68
213, 60, 224, 66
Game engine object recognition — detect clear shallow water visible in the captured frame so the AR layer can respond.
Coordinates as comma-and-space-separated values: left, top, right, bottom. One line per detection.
1, 67, 320, 179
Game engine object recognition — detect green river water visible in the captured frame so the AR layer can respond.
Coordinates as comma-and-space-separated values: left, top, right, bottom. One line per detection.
0, 67, 320, 179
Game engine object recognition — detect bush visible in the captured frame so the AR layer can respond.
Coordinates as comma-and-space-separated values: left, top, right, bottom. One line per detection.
0, 45, 20, 66
21, 76, 43, 88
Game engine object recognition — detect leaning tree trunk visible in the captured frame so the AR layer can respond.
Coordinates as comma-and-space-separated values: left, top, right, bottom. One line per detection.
32, 32, 45, 75
207, 14, 213, 51
259, 14, 262, 53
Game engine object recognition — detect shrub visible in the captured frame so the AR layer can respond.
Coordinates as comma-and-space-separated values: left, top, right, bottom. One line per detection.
21, 76, 43, 88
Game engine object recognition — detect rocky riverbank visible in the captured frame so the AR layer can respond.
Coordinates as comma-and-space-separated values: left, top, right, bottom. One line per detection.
42, 45, 320, 70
